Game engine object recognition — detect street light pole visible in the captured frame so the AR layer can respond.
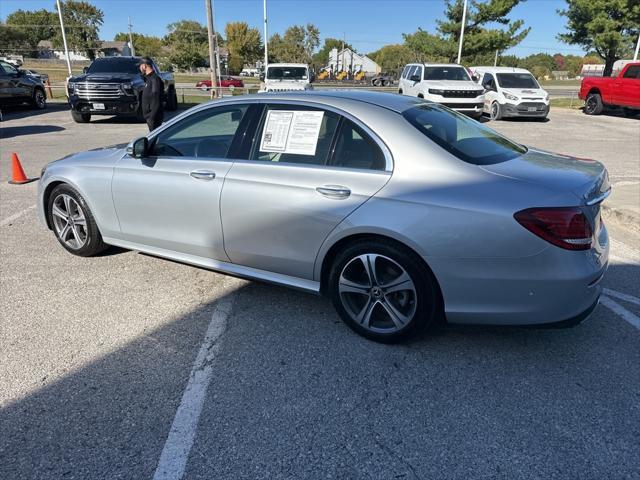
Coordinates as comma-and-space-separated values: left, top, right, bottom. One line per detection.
128, 16, 136, 56
205, 0, 219, 98
634, 32, 640, 61
456, 0, 468, 65
55, 0, 72, 76
263, 0, 268, 70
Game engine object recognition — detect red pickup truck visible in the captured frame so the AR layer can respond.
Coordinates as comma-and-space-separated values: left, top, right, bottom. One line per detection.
579, 62, 640, 116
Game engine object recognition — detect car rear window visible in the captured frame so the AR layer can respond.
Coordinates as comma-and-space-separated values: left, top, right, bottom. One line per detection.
403, 104, 527, 165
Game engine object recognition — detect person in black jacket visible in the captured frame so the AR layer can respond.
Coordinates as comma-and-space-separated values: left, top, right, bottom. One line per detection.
138, 57, 164, 131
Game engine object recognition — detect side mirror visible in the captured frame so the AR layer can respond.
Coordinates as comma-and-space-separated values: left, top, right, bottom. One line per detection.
127, 137, 149, 158
471, 74, 479, 82
410, 74, 420, 82
83, 67, 89, 74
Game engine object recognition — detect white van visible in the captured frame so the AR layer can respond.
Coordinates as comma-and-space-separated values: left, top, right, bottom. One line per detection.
470, 67, 550, 120
398, 63, 485, 119
260, 63, 314, 93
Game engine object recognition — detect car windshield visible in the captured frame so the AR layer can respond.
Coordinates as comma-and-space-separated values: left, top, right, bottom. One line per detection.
423, 67, 470, 81
267, 67, 308, 80
403, 104, 527, 165
496, 73, 539, 89
87, 58, 140, 74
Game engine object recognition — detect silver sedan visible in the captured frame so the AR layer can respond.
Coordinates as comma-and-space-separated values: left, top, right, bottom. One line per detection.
38, 91, 610, 342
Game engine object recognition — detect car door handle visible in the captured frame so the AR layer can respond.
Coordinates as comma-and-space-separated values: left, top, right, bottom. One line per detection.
316, 185, 351, 199
190, 170, 216, 180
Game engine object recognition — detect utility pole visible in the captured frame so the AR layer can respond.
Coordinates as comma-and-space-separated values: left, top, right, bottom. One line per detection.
205, 0, 219, 98
494, 49, 499, 67
456, 0, 468, 64
341, 33, 345, 73
263, 0, 268, 70
634, 33, 640, 61
128, 17, 136, 56
55, 0, 72, 76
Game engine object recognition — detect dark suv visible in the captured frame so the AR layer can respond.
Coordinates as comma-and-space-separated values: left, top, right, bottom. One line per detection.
0, 61, 47, 110
67, 56, 177, 123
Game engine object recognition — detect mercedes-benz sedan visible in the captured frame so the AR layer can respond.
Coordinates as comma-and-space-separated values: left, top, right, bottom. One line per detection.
38, 91, 610, 342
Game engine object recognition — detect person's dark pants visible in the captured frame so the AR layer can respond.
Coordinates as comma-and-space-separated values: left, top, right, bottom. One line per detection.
146, 113, 163, 131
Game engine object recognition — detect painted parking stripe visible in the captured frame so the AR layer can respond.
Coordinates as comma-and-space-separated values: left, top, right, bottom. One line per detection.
603, 288, 640, 307
0, 205, 36, 227
153, 291, 236, 480
601, 296, 640, 330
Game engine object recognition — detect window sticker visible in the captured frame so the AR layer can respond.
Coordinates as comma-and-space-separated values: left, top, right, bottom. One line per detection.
260, 110, 325, 156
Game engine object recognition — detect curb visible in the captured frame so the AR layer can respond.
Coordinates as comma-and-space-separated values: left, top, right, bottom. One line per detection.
602, 204, 640, 234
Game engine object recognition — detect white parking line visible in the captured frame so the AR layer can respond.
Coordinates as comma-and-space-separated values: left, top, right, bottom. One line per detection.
153, 291, 236, 480
603, 288, 640, 307
601, 296, 640, 330
0, 205, 36, 227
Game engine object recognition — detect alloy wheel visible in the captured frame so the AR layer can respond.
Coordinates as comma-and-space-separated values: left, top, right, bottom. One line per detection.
585, 96, 596, 114
338, 254, 417, 334
51, 194, 88, 249
35, 90, 46, 108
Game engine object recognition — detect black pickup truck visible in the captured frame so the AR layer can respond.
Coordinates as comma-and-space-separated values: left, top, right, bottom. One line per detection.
67, 56, 177, 123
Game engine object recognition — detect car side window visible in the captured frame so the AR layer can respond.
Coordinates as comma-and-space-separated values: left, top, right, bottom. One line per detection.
408, 65, 418, 79
0, 62, 16, 75
151, 105, 248, 159
401, 66, 410, 79
482, 73, 496, 90
329, 119, 386, 171
250, 105, 340, 166
623, 65, 640, 79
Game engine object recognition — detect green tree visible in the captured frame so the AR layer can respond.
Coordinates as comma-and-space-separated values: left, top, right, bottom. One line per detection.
368, 44, 415, 74
269, 24, 320, 63
114, 32, 163, 58
52, 1, 104, 60
224, 22, 262, 74
0, 24, 28, 55
558, 0, 640, 76
519, 53, 556, 72
5, 9, 57, 56
410, 0, 530, 64
163, 20, 208, 70
312, 38, 353, 69
402, 29, 452, 62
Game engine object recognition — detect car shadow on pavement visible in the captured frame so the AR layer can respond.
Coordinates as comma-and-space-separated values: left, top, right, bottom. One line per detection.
1, 125, 65, 139
1, 103, 69, 122
1, 263, 638, 479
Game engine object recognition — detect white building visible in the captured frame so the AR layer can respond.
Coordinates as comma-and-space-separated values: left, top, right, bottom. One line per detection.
327, 48, 380, 75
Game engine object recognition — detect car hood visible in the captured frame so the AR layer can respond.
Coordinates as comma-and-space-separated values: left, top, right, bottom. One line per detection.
481, 148, 609, 205
48, 145, 126, 169
502, 88, 547, 98
69, 73, 143, 84
422, 80, 480, 90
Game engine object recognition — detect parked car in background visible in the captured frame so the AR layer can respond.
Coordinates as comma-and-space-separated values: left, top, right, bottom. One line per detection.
38, 91, 609, 343
66, 56, 177, 123
0, 60, 46, 109
196, 76, 244, 90
371, 72, 396, 87
399, 63, 484, 119
260, 63, 314, 92
470, 67, 550, 121
22, 69, 50, 83
579, 62, 640, 116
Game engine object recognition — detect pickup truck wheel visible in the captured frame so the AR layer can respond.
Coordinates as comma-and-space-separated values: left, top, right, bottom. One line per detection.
584, 93, 603, 115
31, 88, 46, 109
490, 102, 502, 121
71, 111, 91, 123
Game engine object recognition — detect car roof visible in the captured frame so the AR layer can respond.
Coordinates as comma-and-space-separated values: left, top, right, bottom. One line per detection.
207, 90, 424, 113
471, 66, 533, 74
267, 63, 309, 68
407, 63, 467, 68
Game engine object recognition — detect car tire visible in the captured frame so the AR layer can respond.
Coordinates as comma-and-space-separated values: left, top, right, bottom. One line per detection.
584, 93, 603, 115
47, 184, 107, 257
328, 239, 441, 343
398, 89, 403, 95
166, 88, 178, 111
490, 101, 502, 121
31, 88, 46, 110
71, 110, 91, 123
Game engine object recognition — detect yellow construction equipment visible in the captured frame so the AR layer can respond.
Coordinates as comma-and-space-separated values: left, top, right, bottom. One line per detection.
317, 69, 330, 81
336, 70, 348, 81
354, 70, 366, 82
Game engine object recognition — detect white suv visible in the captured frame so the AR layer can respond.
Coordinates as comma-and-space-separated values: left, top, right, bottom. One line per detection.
260, 63, 314, 93
398, 63, 485, 119
470, 67, 550, 121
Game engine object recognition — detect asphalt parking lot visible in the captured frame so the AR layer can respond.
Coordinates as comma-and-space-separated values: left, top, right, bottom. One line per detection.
1, 103, 639, 480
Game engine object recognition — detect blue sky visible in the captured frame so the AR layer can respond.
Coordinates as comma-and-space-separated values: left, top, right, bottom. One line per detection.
1, 0, 588, 57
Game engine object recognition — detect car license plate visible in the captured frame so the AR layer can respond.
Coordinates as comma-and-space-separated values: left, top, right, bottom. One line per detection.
92, 103, 105, 110
527, 106, 537, 112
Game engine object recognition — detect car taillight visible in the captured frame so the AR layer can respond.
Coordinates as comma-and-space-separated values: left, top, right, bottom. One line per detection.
514, 207, 593, 251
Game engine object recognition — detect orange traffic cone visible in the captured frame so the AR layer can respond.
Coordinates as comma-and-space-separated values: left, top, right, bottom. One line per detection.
8, 152, 38, 185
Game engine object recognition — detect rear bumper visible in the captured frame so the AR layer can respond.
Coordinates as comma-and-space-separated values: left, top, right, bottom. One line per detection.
429, 224, 609, 326
69, 96, 139, 115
